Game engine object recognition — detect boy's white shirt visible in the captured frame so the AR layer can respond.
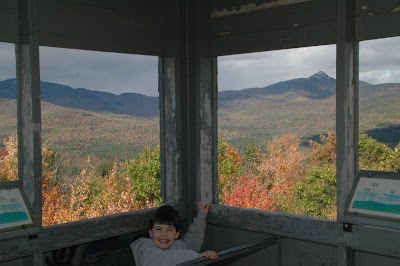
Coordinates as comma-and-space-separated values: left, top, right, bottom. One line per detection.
130, 212, 207, 266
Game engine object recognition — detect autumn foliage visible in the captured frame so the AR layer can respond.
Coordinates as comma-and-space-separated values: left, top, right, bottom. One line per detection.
1, 130, 399, 225
0, 135, 159, 226
221, 134, 306, 212
0, 135, 18, 181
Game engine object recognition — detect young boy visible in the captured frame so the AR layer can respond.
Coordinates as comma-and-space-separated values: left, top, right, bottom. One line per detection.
130, 201, 218, 265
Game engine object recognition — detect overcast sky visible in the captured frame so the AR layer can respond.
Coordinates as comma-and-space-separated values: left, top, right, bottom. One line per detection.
0, 36, 399, 96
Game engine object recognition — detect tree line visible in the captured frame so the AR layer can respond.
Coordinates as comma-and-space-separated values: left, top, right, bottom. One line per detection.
0, 132, 399, 225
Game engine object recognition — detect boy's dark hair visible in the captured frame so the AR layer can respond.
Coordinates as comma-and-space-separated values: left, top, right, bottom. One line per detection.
148, 205, 182, 232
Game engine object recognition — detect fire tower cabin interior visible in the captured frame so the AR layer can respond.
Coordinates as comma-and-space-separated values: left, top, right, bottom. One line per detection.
1, 0, 400, 265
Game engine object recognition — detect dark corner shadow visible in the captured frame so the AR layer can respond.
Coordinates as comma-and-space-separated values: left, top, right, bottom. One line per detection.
302, 125, 400, 149
364, 124, 400, 148
301, 133, 326, 147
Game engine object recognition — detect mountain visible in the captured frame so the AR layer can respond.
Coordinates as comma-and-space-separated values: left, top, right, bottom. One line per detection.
1, 71, 400, 154
218, 71, 338, 106
0, 71, 339, 117
0, 79, 159, 118
0, 71, 397, 121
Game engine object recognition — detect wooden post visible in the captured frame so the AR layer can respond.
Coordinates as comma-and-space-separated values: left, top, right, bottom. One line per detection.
16, 0, 42, 264
191, 0, 217, 205
336, 0, 358, 265
160, 56, 183, 205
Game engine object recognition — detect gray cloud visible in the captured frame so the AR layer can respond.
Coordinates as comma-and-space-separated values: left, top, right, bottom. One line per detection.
1, 36, 399, 95
39, 47, 159, 96
359, 37, 400, 84
218, 36, 400, 91
218, 45, 337, 91
0, 43, 160, 96
0, 42, 16, 80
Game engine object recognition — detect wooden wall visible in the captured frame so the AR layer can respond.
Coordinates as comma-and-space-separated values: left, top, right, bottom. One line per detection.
206, 204, 400, 265
0, 0, 400, 265
0, 0, 173, 264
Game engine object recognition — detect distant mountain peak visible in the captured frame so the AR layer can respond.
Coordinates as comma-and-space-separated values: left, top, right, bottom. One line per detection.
308, 71, 331, 81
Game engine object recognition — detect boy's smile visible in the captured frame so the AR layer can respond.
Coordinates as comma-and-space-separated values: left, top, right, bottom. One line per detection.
149, 223, 180, 249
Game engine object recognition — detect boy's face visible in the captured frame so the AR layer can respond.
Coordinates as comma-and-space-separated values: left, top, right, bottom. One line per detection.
149, 223, 180, 249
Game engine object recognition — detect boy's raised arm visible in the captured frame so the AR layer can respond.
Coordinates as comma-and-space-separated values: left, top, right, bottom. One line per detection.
198, 201, 210, 215
175, 201, 210, 252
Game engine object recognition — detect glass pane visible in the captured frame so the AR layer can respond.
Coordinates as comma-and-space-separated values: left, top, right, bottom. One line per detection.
0, 42, 17, 182
359, 36, 400, 173
40, 47, 160, 225
218, 45, 337, 219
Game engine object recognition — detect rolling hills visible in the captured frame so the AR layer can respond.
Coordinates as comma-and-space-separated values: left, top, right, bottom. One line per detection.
1, 71, 399, 158
0, 79, 159, 118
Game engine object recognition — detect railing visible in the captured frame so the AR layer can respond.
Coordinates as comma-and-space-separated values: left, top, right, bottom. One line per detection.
178, 236, 280, 266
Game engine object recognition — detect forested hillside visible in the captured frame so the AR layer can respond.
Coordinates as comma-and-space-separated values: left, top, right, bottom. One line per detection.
1, 72, 399, 224
2, 72, 400, 156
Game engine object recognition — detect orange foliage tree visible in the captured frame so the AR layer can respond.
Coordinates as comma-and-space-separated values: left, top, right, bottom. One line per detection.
218, 138, 243, 200
222, 134, 307, 212
0, 135, 18, 181
309, 131, 336, 166
1, 134, 150, 226
42, 156, 143, 225
222, 171, 273, 210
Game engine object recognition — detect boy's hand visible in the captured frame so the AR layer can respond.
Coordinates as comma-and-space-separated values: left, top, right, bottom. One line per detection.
200, 250, 218, 260
198, 201, 210, 215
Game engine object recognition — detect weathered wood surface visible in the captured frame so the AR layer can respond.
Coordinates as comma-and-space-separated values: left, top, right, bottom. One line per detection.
2, 0, 400, 265
355, 0, 400, 41
208, 204, 340, 245
36, 0, 170, 55
354, 250, 400, 266
197, 56, 217, 203
160, 56, 183, 204
0, 258, 24, 266
210, 0, 337, 55
205, 225, 280, 266
42, 233, 136, 266
351, 224, 400, 258
207, 204, 400, 259
191, 1, 217, 203
0, 0, 18, 42
0, 0, 172, 55
16, 0, 43, 230
336, 0, 358, 222
0, 208, 153, 262
281, 238, 338, 266
0, 233, 137, 266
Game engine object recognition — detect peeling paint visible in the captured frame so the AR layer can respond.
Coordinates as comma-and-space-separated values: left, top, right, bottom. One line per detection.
200, 129, 213, 202
393, 7, 400, 12
199, 89, 213, 202
361, 5, 368, 10
219, 32, 231, 37
211, 0, 312, 18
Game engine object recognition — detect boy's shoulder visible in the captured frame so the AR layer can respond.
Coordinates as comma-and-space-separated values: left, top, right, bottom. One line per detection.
130, 237, 154, 250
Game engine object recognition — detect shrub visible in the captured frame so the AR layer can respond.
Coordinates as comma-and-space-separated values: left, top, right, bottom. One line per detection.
309, 131, 336, 166
0, 135, 18, 181
293, 166, 336, 219
218, 138, 243, 201
359, 134, 400, 171
124, 145, 161, 206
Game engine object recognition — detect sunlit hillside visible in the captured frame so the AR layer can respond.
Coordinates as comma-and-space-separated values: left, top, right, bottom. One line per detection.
1, 72, 400, 157
0, 99, 159, 159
